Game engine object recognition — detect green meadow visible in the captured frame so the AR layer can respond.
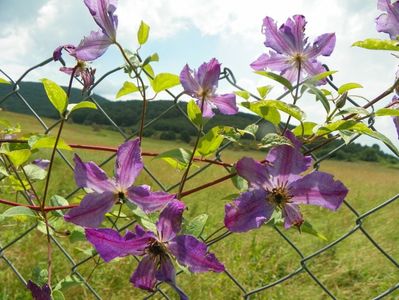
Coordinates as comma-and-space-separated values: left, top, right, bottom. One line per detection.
1, 111, 398, 299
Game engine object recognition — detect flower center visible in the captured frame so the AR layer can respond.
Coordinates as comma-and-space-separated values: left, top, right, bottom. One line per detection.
267, 186, 292, 208
148, 241, 167, 256
290, 53, 306, 68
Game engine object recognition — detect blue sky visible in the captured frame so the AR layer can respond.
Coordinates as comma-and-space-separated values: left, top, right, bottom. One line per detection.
1, 0, 398, 152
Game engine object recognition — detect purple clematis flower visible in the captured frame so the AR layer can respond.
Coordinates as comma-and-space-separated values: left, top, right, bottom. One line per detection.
180, 58, 238, 118
32, 159, 50, 170
85, 200, 224, 298
27, 280, 51, 300
224, 131, 348, 231
64, 138, 175, 227
390, 96, 399, 138
376, 0, 399, 39
250, 15, 336, 84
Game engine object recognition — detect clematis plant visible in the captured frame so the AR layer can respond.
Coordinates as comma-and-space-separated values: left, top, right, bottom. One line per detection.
376, 0, 399, 39
225, 131, 348, 231
85, 200, 224, 298
64, 138, 175, 227
250, 15, 336, 84
180, 58, 238, 118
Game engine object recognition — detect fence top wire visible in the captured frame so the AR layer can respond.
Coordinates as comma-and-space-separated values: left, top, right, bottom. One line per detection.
0, 57, 398, 300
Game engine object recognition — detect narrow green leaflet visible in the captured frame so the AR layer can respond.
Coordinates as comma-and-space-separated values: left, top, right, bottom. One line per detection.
30, 136, 72, 151
54, 275, 83, 292
306, 70, 337, 83
375, 108, 399, 117
41, 79, 68, 116
241, 102, 281, 125
116, 81, 139, 99
259, 133, 292, 149
353, 38, 399, 51
257, 85, 273, 99
2, 206, 36, 221
66, 101, 97, 119
337, 82, 363, 95
300, 221, 328, 241
151, 73, 180, 93
305, 83, 330, 113
244, 100, 304, 121
234, 90, 251, 100
292, 122, 317, 137
137, 21, 150, 45
187, 99, 203, 127
154, 148, 192, 170
0, 78, 10, 84
195, 127, 226, 157
336, 107, 369, 116
255, 71, 293, 91
182, 214, 208, 237
316, 120, 357, 135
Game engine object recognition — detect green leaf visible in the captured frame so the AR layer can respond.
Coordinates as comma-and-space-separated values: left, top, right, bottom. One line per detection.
2, 206, 36, 221
30, 136, 72, 151
143, 64, 155, 78
231, 173, 248, 192
187, 99, 203, 127
50, 195, 69, 217
241, 102, 281, 125
375, 108, 399, 117
257, 85, 273, 99
244, 100, 304, 121
23, 164, 47, 180
182, 214, 208, 237
234, 90, 251, 100
41, 79, 68, 116
353, 38, 399, 51
151, 73, 180, 93
0, 78, 10, 84
116, 81, 139, 99
4, 149, 31, 167
52, 290, 66, 300
54, 275, 83, 292
305, 83, 330, 113
316, 120, 358, 135
237, 124, 258, 139
336, 107, 369, 116
67, 101, 97, 115
337, 82, 363, 95
69, 228, 86, 243
307, 70, 337, 83
255, 71, 293, 91
300, 221, 328, 241
131, 205, 157, 232
196, 127, 225, 157
154, 148, 192, 170
259, 133, 292, 149
292, 122, 317, 137
137, 21, 150, 45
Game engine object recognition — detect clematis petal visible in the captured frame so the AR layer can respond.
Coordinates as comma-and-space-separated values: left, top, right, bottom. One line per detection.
156, 200, 185, 242
236, 157, 271, 189
302, 59, 327, 83
224, 189, 274, 232
64, 191, 115, 227
250, 53, 269, 71
27, 281, 51, 300
283, 15, 307, 52
196, 58, 220, 91
282, 203, 303, 229
168, 235, 225, 273
263, 16, 295, 54
305, 33, 336, 58
156, 255, 176, 283
211, 94, 238, 115
289, 171, 348, 211
74, 30, 113, 61
180, 64, 201, 96
127, 185, 175, 213
198, 100, 215, 118
251, 52, 291, 72
32, 159, 50, 170
84, 0, 118, 41
115, 138, 143, 189
85, 227, 153, 262
130, 255, 158, 292
53, 44, 76, 61
281, 66, 302, 83
73, 154, 116, 193
376, 0, 399, 39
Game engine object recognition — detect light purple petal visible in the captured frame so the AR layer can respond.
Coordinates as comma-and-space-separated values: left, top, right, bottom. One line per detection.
130, 255, 158, 292
84, 0, 118, 40
180, 64, 201, 96
115, 138, 143, 189
305, 33, 336, 58
74, 30, 113, 61
53, 44, 76, 61
283, 15, 307, 52
236, 157, 271, 190
85, 227, 153, 262
282, 203, 303, 229
64, 191, 115, 227
127, 185, 175, 213
289, 171, 348, 211
281, 66, 302, 83
224, 189, 274, 232
156, 200, 185, 242
263, 16, 295, 54
250, 53, 269, 71
199, 100, 214, 118
251, 52, 291, 72
73, 154, 116, 193
27, 281, 51, 300
32, 159, 50, 170
168, 235, 225, 273
376, 0, 399, 39
302, 59, 327, 84
394, 114, 399, 139
196, 58, 220, 91
211, 94, 238, 115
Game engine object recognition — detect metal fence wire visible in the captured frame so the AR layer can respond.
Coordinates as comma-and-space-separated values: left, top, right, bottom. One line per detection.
0, 57, 398, 300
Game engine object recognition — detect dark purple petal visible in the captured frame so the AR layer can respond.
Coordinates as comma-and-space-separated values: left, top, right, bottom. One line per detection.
84, 0, 118, 40
283, 15, 307, 52
81, 68, 96, 91
115, 138, 143, 189
64, 191, 115, 227
27, 281, 51, 300
53, 44, 76, 61
376, 0, 399, 39
156, 200, 185, 242
289, 171, 348, 211
32, 159, 50, 170
211, 94, 238, 115
85, 227, 153, 261
282, 203, 303, 229
168, 235, 225, 273
130, 255, 158, 292
224, 189, 274, 232
305, 33, 336, 58
236, 157, 271, 189
73, 154, 116, 193
156, 255, 176, 283
73, 30, 113, 61
196, 58, 220, 91
263, 16, 295, 54
127, 185, 175, 213
180, 64, 201, 96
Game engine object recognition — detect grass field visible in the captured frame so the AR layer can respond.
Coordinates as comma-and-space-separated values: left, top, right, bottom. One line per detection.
0, 111, 398, 299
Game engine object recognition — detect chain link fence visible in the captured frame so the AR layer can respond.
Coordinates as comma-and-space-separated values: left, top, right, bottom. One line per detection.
0, 57, 398, 299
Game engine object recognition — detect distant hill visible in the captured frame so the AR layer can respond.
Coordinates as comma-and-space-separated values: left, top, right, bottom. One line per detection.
0, 81, 397, 165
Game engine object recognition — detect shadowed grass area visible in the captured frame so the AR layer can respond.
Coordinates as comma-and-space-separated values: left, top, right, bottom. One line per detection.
0, 111, 398, 299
